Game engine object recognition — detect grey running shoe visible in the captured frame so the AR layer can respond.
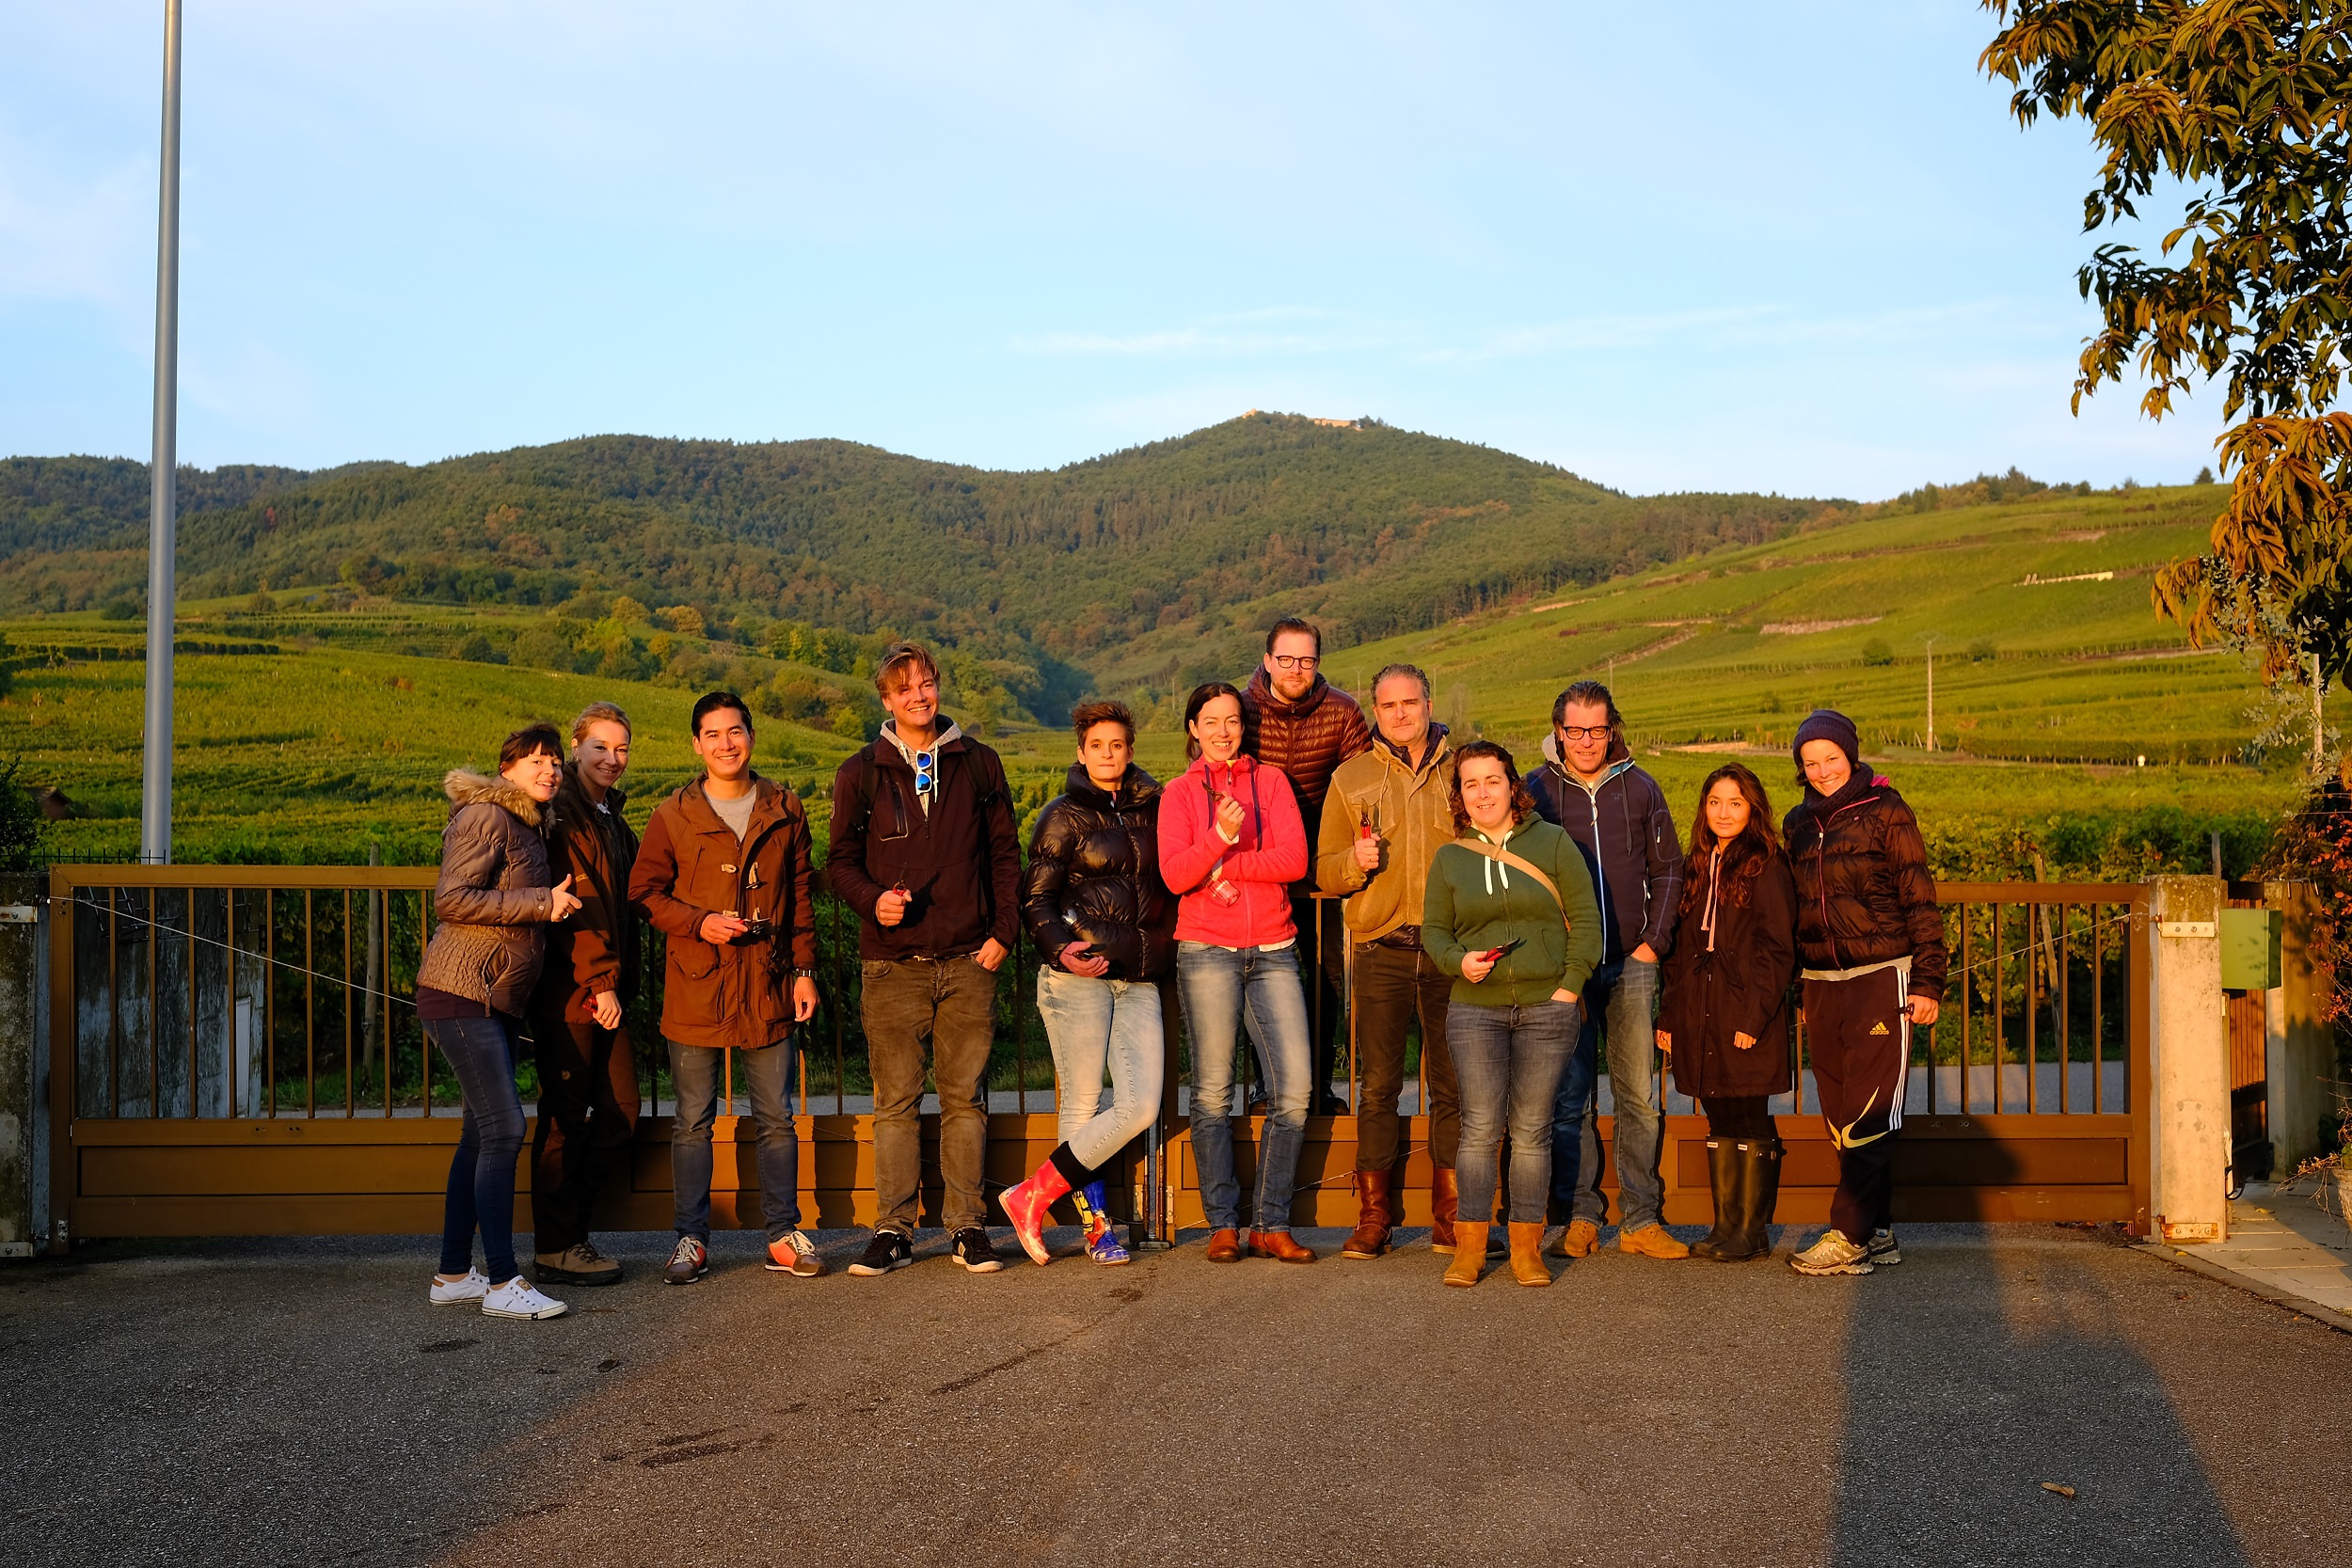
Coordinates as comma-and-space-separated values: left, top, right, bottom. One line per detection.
1867, 1228, 1903, 1266
663, 1234, 709, 1285
1790, 1230, 1874, 1276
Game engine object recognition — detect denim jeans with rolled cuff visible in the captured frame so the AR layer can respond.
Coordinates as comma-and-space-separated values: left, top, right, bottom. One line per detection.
429, 1014, 527, 1283
1179, 941, 1311, 1233
1549, 956, 1666, 1229
670, 1037, 801, 1243
1037, 967, 1165, 1172
1450, 998, 1579, 1227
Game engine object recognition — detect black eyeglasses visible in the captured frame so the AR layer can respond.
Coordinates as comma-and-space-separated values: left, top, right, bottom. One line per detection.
1271, 654, 1319, 672
1558, 725, 1611, 742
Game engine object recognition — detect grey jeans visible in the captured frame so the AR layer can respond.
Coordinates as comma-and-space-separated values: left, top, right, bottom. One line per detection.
1550, 956, 1665, 1230
863, 955, 996, 1235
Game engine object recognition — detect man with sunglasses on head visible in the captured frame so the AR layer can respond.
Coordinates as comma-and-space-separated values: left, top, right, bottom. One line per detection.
829, 641, 1023, 1277
1526, 680, 1688, 1262
1240, 616, 1371, 1117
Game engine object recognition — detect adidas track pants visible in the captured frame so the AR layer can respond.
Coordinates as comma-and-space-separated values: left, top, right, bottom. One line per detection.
1802, 959, 1911, 1244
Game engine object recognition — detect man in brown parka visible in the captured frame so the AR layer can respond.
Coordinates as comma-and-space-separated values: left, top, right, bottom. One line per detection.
628, 691, 824, 1285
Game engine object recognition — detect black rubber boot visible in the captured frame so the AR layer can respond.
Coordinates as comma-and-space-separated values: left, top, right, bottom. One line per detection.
1690, 1137, 1743, 1260
1721, 1135, 1783, 1262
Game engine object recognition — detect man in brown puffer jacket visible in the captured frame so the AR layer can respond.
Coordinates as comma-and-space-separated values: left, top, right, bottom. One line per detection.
1241, 616, 1371, 1114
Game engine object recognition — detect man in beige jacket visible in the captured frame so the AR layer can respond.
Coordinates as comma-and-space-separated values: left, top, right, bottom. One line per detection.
1315, 663, 1463, 1259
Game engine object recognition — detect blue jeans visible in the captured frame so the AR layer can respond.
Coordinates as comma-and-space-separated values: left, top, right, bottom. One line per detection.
1550, 956, 1665, 1228
670, 1039, 801, 1242
1450, 998, 1580, 1226
1038, 969, 1166, 1171
430, 1015, 527, 1282
1178, 942, 1311, 1233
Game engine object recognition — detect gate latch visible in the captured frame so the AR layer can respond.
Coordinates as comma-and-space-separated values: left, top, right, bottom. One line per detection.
0, 905, 38, 925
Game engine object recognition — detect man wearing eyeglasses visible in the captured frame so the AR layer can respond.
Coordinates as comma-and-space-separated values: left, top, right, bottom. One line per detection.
1526, 680, 1688, 1261
1240, 616, 1372, 1117
828, 641, 1023, 1278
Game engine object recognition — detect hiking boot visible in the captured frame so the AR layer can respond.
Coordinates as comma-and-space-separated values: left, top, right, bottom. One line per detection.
849, 1228, 914, 1276
950, 1227, 1005, 1274
662, 1234, 709, 1285
765, 1230, 826, 1278
1553, 1218, 1600, 1259
534, 1241, 622, 1286
428, 1268, 489, 1307
1791, 1229, 1874, 1276
482, 1275, 568, 1321
1867, 1228, 1902, 1266
1618, 1223, 1690, 1260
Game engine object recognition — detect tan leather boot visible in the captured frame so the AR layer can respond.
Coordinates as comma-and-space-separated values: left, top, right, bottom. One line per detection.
1508, 1222, 1551, 1287
1443, 1222, 1487, 1287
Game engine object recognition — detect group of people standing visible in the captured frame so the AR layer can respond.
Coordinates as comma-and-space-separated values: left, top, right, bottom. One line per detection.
418, 622, 1947, 1320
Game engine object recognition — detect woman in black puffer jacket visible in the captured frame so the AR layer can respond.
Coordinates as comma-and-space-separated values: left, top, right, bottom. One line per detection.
1657, 762, 1797, 1263
1000, 700, 1176, 1267
1781, 709, 1947, 1278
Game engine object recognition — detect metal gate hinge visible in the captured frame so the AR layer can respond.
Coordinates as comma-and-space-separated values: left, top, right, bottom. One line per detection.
0, 905, 37, 924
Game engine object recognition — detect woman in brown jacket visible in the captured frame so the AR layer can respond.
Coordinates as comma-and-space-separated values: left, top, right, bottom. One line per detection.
418, 724, 582, 1321
1656, 763, 1796, 1262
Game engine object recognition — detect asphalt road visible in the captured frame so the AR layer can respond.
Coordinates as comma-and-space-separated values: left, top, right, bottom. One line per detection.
4, 1222, 2346, 1568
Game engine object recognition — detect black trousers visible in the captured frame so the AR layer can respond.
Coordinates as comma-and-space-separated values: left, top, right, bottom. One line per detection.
1350, 942, 1460, 1172
527, 1014, 641, 1252
1804, 969, 1909, 1243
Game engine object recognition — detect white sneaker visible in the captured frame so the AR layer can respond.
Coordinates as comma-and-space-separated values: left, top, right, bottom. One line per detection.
1790, 1230, 1874, 1276
482, 1275, 569, 1320
428, 1268, 489, 1306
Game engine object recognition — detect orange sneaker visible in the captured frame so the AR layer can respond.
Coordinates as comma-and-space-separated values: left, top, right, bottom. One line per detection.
1617, 1223, 1691, 1259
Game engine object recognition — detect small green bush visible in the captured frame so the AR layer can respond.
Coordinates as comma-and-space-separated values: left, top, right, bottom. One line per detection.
1861, 638, 1895, 667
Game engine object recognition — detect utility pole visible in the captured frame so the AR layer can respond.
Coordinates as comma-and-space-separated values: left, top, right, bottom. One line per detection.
1921, 634, 1937, 752
139, 0, 183, 864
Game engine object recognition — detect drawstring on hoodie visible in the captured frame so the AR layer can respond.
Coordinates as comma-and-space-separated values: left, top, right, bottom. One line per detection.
1701, 847, 1723, 953
1475, 827, 1511, 895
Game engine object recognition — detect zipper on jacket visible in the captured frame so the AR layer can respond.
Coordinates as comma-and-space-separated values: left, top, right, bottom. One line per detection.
1810, 791, 1879, 970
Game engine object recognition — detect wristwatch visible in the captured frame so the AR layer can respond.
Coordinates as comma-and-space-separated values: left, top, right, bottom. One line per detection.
792, 968, 818, 981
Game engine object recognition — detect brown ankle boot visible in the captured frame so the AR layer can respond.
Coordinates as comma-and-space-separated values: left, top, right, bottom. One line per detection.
1508, 1222, 1551, 1287
1248, 1228, 1317, 1263
1204, 1228, 1244, 1263
1430, 1166, 1461, 1254
1444, 1222, 1487, 1286
1342, 1169, 1393, 1259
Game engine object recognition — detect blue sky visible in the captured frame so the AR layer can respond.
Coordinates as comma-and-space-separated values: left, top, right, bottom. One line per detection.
1, 2, 2222, 498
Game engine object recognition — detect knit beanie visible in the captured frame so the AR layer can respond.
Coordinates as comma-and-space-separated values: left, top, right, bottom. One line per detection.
1792, 708, 1862, 778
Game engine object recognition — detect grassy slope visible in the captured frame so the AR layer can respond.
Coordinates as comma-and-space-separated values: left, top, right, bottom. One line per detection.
0, 481, 2303, 875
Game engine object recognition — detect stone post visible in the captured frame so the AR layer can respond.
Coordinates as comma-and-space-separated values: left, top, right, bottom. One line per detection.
2267, 880, 2335, 1176
2147, 875, 2230, 1243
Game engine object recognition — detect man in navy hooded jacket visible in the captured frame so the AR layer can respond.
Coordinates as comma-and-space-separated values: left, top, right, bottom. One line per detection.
1526, 680, 1688, 1259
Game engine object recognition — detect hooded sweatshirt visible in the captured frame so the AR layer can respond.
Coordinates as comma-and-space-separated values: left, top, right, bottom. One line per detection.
1524, 733, 1682, 965
827, 716, 1022, 961
1422, 816, 1604, 1007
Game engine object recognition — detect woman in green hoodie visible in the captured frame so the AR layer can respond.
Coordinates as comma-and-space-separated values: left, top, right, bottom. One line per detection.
1423, 739, 1603, 1287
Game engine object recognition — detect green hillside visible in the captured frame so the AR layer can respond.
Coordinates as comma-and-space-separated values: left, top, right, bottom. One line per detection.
0, 416, 1833, 717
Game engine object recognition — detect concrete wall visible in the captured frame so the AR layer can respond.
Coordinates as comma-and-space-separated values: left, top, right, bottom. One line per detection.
0, 873, 41, 1258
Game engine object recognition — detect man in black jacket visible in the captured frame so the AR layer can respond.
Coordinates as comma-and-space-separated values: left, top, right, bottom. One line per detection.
1527, 680, 1688, 1260
828, 642, 1023, 1278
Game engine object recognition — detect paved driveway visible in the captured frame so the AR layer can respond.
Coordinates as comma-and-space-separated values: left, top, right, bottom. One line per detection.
5, 1223, 2345, 1567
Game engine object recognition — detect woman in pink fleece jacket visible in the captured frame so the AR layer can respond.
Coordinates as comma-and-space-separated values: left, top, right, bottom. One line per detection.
1159, 681, 1318, 1263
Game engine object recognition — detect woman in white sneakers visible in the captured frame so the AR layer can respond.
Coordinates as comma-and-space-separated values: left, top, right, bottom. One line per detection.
418, 724, 582, 1320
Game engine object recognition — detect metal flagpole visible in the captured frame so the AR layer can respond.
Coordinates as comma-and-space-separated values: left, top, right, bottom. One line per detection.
140, 0, 183, 864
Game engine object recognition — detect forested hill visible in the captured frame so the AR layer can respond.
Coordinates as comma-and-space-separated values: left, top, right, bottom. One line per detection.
0, 413, 1839, 705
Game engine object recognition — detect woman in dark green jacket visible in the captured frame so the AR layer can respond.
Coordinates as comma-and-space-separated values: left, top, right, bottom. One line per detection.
1423, 740, 1603, 1287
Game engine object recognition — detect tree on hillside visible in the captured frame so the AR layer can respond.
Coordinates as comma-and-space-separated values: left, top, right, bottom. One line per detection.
1982, 1, 2352, 709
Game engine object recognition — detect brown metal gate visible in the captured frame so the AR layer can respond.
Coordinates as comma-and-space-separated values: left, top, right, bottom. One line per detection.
48, 866, 2153, 1244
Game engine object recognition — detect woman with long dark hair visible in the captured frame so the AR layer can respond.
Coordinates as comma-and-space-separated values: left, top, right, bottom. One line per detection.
1655, 762, 1797, 1261
1782, 710, 1947, 1277
418, 724, 582, 1320
1159, 680, 1316, 1263
1422, 739, 1602, 1287
1002, 699, 1173, 1267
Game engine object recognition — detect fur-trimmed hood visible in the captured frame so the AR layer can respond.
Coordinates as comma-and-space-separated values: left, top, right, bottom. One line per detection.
443, 768, 554, 835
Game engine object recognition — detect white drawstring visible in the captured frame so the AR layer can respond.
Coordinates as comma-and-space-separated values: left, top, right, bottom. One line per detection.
1702, 847, 1722, 953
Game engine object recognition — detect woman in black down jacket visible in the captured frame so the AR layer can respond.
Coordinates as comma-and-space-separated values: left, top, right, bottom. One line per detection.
1781, 709, 1947, 1278
1657, 763, 1796, 1262
1000, 700, 1175, 1267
